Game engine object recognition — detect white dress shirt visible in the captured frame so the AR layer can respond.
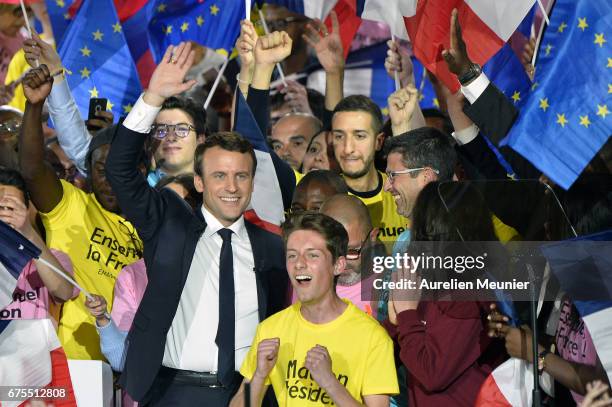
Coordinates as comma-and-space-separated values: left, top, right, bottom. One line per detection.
162, 205, 259, 372
450, 73, 492, 146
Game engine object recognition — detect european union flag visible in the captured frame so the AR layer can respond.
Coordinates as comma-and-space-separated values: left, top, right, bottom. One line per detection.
58, 0, 142, 122
503, 0, 612, 189
45, 0, 76, 45
483, 6, 534, 110
148, 0, 245, 62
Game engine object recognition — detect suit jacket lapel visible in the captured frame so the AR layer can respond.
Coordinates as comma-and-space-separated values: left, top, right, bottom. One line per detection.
245, 221, 268, 321
179, 210, 207, 291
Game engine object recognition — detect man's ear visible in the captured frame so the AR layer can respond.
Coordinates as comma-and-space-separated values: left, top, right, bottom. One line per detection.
369, 228, 379, 242
194, 174, 204, 193
334, 256, 347, 277
374, 132, 385, 151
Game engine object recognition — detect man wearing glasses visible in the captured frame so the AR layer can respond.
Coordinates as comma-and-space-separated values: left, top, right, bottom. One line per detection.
146, 96, 206, 185
21, 33, 206, 187
320, 194, 380, 318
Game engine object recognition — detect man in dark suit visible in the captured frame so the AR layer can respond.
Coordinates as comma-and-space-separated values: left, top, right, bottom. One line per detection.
105, 39, 291, 406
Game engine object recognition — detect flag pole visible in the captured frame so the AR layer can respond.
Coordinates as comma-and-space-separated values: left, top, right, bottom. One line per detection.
391, 34, 400, 91
19, 0, 33, 38
203, 57, 230, 111
245, 0, 251, 20
530, 0, 551, 77
258, 8, 287, 86
36, 257, 111, 319
536, 0, 550, 26
19, 0, 40, 68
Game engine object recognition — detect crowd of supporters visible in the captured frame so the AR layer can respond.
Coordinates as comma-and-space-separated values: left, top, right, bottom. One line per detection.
1, 1, 611, 406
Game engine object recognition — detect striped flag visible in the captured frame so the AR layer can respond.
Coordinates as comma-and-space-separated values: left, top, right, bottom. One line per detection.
233, 91, 294, 234
0, 220, 41, 310
383, 0, 536, 92
0, 221, 76, 406
542, 230, 612, 383
0, 319, 76, 407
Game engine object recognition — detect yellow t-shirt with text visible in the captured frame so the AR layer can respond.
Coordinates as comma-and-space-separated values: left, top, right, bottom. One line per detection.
349, 172, 409, 244
39, 181, 142, 360
240, 300, 399, 406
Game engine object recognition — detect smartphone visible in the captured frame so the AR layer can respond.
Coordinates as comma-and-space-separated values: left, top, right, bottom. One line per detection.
88, 98, 108, 121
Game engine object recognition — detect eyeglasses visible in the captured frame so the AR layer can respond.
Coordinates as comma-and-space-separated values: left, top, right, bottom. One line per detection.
346, 229, 373, 260
150, 123, 196, 140
0, 120, 21, 134
261, 16, 307, 32
386, 167, 439, 183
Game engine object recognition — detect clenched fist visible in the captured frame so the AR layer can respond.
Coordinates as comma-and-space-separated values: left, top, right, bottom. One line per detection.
23, 65, 53, 105
254, 31, 292, 66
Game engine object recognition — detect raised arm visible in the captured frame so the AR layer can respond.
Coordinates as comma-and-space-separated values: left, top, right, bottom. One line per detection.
387, 84, 421, 136
245, 32, 296, 209
23, 33, 92, 176
236, 20, 258, 98
105, 42, 196, 242
442, 9, 517, 142
385, 39, 426, 129
303, 11, 344, 112
18, 65, 64, 214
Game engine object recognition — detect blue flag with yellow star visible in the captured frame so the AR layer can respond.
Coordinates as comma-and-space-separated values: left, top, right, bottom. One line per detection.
57, 0, 142, 122
148, 0, 245, 62
45, 0, 76, 45
503, 0, 611, 189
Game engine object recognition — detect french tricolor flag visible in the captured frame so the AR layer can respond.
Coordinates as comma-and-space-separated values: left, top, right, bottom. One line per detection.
0, 220, 76, 406
0, 319, 77, 407
233, 91, 295, 235
542, 230, 612, 385
360, 0, 535, 91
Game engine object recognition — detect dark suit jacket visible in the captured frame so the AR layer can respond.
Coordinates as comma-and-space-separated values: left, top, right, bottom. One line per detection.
106, 124, 289, 402
463, 81, 540, 179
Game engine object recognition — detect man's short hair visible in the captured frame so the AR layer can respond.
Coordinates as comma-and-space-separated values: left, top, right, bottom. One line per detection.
422, 108, 454, 136
194, 132, 256, 177
384, 127, 457, 181
161, 96, 207, 136
282, 212, 348, 263
332, 95, 383, 134
0, 166, 29, 207
296, 169, 348, 194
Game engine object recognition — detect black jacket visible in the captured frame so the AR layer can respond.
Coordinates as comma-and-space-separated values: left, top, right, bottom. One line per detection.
106, 124, 289, 401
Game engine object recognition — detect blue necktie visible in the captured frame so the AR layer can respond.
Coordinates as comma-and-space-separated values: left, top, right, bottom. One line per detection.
216, 228, 235, 386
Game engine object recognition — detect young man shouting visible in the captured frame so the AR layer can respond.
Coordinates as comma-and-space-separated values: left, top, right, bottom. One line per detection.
240, 212, 398, 406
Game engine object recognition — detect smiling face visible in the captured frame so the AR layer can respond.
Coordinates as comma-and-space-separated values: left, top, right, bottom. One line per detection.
154, 108, 200, 176
301, 132, 330, 173
286, 229, 344, 305
383, 151, 431, 219
194, 146, 254, 226
331, 111, 384, 179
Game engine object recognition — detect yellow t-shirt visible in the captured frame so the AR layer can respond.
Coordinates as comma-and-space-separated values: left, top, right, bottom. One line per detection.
492, 214, 521, 243
348, 172, 409, 244
293, 168, 304, 185
240, 300, 399, 406
39, 181, 142, 360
